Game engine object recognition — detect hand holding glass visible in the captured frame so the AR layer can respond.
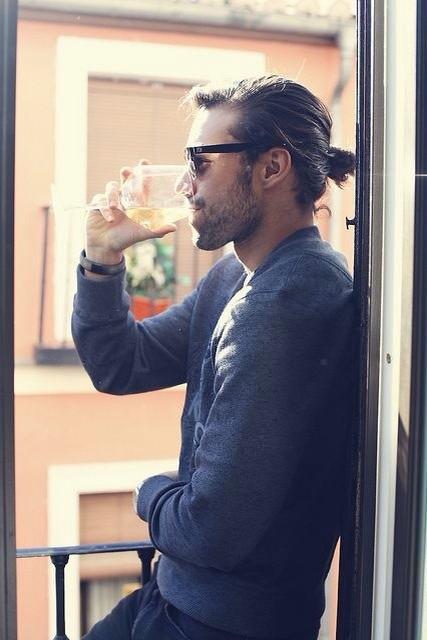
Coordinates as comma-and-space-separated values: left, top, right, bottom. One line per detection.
120, 164, 191, 230
56, 164, 192, 232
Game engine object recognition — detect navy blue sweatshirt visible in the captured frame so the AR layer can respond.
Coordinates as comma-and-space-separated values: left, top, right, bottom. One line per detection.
72, 226, 356, 638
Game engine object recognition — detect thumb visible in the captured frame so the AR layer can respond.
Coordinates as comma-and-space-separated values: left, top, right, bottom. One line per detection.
152, 224, 178, 237
133, 223, 177, 243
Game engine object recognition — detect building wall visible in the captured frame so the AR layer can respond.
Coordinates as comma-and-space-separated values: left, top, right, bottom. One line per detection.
14, 17, 349, 361
15, 384, 184, 638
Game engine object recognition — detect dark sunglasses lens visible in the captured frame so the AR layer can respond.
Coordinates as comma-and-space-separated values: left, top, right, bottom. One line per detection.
184, 150, 197, 179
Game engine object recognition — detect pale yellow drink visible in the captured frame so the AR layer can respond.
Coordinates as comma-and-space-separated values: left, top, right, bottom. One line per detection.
126, 207, 189, 230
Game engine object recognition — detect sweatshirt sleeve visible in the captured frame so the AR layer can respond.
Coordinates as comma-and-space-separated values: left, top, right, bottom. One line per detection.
136, 266, 354, 571
71, 266, 200, 394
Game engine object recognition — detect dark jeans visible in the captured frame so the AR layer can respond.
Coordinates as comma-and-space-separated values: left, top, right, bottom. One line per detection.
82, 564, 320, 640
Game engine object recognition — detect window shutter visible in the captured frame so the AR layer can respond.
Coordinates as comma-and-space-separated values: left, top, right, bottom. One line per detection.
87, 78, 223, 302
79, 492, 150, 579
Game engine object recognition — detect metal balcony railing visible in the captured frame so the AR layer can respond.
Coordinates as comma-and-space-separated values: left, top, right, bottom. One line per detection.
16, 541, 156, 640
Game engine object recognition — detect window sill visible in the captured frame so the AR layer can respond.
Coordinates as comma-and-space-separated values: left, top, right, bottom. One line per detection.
33, 345, 80, 365
15, 364, 97, 396
14, 364, 187, 397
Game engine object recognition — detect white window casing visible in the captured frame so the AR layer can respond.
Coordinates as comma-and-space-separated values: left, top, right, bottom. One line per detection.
54, 36, 266, 342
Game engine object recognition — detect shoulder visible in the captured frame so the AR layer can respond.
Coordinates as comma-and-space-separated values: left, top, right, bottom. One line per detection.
217, 247, 354, 339
247, 239, 353, 311
283, 250, 353, 305
288, 245, 353, 287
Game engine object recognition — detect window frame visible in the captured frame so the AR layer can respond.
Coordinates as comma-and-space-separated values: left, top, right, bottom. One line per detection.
0, 0, 17, 638
390, 1, 427, 637
336, 0, 385, 636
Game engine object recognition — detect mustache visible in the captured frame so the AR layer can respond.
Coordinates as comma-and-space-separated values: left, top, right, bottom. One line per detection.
188, 196, 205, 209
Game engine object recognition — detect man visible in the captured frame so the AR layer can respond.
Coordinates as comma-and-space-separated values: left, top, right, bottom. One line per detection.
72, 75, 356, 640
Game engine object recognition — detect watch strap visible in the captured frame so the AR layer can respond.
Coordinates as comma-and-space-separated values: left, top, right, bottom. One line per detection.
79, 249, 126, 276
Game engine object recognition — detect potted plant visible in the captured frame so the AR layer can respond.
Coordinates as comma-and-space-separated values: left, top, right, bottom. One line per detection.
125, 238, 175, 320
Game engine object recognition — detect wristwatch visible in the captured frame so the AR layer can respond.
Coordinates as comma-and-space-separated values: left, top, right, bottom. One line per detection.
79, 249, 126, 276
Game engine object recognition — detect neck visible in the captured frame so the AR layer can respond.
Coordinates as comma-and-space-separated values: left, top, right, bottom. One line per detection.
233, 207, 315, 273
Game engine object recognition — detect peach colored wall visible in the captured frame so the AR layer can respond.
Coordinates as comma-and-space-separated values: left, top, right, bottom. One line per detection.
15, 386, 185, 640
14, 18, 352, 361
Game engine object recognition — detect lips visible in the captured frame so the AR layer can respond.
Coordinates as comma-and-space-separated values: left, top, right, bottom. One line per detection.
188, 208, 201, 217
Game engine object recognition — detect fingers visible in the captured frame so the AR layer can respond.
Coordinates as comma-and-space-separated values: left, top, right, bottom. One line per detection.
105, 181, 120, 209
120, 159, 149, 186
120, 166, 133, 187
151, 224, 177, 237
89, 184, 122, 223
102, 181, 123, 222
135, 223, 177, 241
88, 193, 108, 216
92, 159, 158, 226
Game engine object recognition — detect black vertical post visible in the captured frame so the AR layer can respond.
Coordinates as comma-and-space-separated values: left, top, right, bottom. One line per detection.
51, 554, 70, 640
407, 4, 427, 635
336, 0, 386, 638
137, 546, 156, 585
0, 1, 18, 640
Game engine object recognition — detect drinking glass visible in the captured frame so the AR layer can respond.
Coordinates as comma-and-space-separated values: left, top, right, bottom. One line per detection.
52, 164, 192, 231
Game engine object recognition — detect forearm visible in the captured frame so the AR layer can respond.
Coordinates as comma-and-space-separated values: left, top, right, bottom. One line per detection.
72, 266, 195, 393
72, 268, 142, 393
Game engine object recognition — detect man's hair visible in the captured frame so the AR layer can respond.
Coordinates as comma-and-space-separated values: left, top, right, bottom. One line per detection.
184, 75, 355, 206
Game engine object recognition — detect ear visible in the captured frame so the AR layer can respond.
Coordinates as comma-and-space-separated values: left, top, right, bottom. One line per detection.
259, 148, 292, 189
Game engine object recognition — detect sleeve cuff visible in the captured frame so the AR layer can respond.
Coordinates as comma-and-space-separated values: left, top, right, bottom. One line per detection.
74, 265, 130, 319
136, 474, 177, 521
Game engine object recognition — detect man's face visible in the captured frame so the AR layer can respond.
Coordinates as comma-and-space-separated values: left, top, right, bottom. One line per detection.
182, 106, 262, 251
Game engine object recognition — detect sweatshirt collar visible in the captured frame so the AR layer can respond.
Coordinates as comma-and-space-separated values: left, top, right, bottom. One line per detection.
249, 225, 321, 280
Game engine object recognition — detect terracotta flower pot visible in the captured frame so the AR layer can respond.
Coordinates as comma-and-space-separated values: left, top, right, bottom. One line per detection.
130, 295, 171, 320
153, 298, 171, 314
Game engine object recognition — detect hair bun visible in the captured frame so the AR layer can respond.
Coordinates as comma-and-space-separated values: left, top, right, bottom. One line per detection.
327, 146, 356, 187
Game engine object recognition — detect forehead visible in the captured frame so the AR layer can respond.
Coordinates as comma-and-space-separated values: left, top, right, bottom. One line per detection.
186, 105, 240, 147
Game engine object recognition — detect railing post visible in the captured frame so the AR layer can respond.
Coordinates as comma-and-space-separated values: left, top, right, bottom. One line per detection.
137, 546, 156, 585
50, 554, 70, 640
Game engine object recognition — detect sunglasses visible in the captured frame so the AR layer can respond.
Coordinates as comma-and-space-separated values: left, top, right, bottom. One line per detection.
184, 142, 280, 179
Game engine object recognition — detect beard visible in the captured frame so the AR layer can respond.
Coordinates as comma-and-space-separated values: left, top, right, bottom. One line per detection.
189, 165, 262, 251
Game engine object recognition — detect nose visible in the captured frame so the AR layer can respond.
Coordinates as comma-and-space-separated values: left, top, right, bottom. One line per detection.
175, 167, 195, 200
